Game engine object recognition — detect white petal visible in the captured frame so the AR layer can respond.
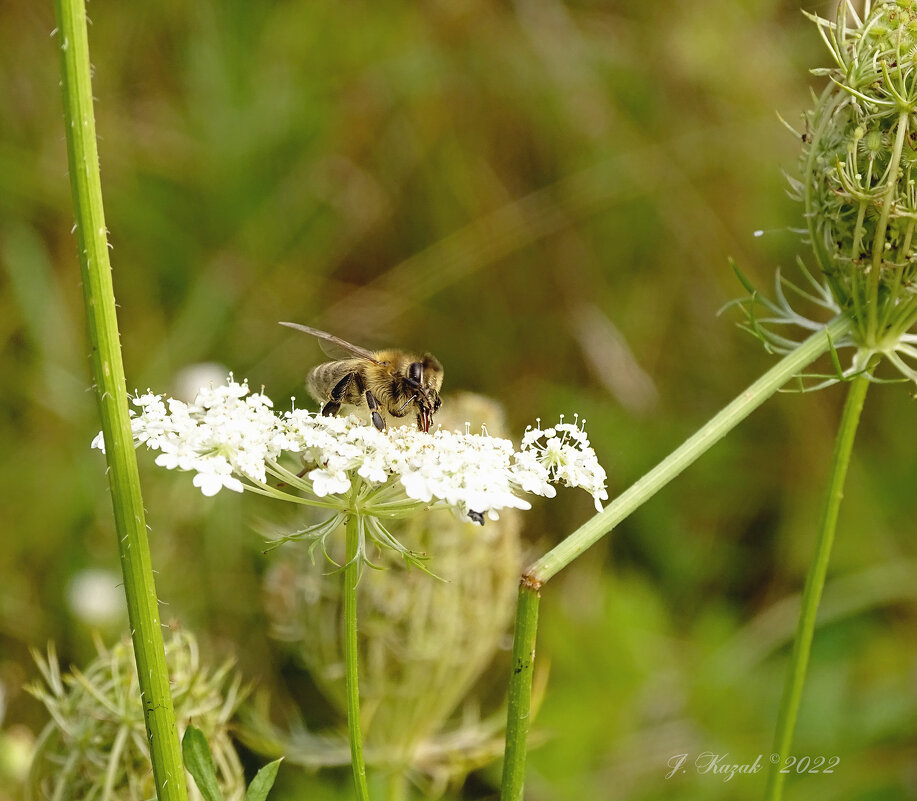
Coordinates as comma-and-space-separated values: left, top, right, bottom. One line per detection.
193, 472, 225, 496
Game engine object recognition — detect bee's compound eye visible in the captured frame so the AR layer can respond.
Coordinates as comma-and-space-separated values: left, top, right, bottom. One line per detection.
408, 362, 423, 383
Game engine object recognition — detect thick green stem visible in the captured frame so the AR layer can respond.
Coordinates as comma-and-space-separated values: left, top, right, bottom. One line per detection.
500, 314, 853, 800
344, 515, 371, 801
764, 373, 870, 801
52, 1, 187, 799
530, 314, 853, 584
500, 580, 541, 801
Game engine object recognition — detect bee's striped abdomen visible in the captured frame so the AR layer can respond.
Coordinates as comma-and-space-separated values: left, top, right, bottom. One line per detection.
307, 360, 364, 408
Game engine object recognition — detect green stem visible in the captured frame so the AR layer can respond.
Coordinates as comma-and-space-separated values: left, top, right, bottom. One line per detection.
52, 2, 187, 800
500, 314, 853, 801
530, 314, 853, 584
344, 514, 371, 801
764, 373, 870, 801
500, 580, 540, 801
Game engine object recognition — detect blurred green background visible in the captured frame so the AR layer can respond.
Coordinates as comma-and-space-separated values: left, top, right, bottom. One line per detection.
1, 0, 916, 799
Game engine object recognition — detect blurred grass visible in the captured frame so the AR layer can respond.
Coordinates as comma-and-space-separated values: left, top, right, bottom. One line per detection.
1, 0, 916, 799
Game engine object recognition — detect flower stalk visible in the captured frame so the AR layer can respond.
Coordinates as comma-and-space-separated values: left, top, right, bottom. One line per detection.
500, 578, 540, 801
529, 314, 852, 584
52, 0, 186, 798
764, 373, 870, 801
500, 314, 853, 801
344, 513, 371, 801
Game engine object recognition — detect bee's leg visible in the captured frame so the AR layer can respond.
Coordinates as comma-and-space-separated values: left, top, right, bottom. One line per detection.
347, 372, 384, 430
364, 390, 385, 431
322, 372, 355, 417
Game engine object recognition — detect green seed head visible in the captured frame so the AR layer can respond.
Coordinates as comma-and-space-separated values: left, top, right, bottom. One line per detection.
803, 0, 917, 347
28, 631, 245, 801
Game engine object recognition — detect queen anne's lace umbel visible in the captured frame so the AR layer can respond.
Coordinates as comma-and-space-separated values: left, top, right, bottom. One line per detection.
92, 378, 608, 529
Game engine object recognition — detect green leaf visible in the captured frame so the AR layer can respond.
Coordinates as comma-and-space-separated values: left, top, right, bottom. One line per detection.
181, 726, 224, 801
244, 758, 283, 801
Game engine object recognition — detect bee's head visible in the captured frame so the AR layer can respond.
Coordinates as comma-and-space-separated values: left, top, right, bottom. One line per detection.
408, 354, 443, 432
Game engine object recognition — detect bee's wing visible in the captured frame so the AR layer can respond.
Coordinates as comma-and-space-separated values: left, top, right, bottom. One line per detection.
279, 322, 381, 363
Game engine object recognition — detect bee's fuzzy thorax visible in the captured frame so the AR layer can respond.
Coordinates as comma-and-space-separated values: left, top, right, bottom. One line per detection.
283, 323, 443, 431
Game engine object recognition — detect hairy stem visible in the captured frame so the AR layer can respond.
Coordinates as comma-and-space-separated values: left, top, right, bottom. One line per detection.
764, 373, 870, 801
345, 514, 370, 801
500, 314, 853, 801
500, 579, 540, 801
52, 0, 187, 798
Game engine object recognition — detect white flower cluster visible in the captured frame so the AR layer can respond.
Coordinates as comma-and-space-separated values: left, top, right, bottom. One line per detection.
91, 379, 283, 497
93, 378, 608, 523
519, 417, 608, 511
283, 410, 540, 521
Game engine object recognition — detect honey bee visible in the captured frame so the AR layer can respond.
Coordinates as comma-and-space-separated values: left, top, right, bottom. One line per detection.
280, 322, 444, 432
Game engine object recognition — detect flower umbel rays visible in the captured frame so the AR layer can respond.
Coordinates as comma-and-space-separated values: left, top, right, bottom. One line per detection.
94, 377, 607, 567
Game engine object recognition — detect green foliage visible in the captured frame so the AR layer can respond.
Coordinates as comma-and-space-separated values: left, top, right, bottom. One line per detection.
244, 760, 283, 801
183, 726, 281, 801
183, 727, 224, 801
